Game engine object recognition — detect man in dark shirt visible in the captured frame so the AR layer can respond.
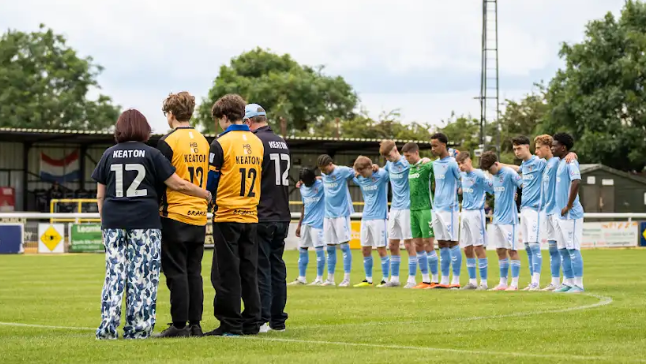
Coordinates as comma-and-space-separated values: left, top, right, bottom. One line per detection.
245, 104, 291, 332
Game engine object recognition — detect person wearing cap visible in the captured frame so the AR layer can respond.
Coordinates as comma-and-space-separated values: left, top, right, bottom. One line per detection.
244, 104, 291, 333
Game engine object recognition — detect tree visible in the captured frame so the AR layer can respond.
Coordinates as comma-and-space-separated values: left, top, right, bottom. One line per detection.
439, 113, 481, 153
541, 0, 646, 171
196, 48, 358, 133
0, 24, 120, 129
496, 87, 549, 161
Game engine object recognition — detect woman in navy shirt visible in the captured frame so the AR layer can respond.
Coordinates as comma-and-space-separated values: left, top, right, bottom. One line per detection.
92, 109, 211, 340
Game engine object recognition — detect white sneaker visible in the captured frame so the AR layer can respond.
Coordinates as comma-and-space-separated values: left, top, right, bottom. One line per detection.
403, 282, 416, 289
522, 284, 533, 291
259, 323, 270, 333
288, 279, 306, 286
528, 283, 541, 291
541, 283, 560, 291
476, 283, 489, 291
321, 279, 336, 287
380, 281, 400, 288
308, 279, 323, 286
269, 327, 285, 332
338, 279, 351, 287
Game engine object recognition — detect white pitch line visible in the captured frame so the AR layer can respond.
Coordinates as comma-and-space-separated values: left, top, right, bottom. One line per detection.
0, 294, 626, 362
250, 336, 645, 363
0, 322, 95, 331
291, 293, 613, 329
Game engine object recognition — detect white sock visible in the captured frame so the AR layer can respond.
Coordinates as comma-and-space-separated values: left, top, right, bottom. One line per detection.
469, 278, 477, 285
500, 277, 508, 286
298, 276, 306, 282
440, 276, 449, 285
574, 277, 583, 287
366, 277, 373, 283
316, 275, 323, 282
551, 277, 560, 286
532, 272, 540, 285
390, 275, 399, 283
422, 273, 430, 283
408, 276, 416, 284
327, 273, 335, 282
344, 273, 351, 281
480, 279, 488, 287
563, 278, 573, 286
451, 275, 460, 285
511, 277, 519, 287
432, 274, 439, 283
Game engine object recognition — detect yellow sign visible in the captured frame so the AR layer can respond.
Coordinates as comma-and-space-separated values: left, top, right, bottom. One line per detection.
642, 228, 646, 241
40, 225, 62, 251
349, 221, 362, 249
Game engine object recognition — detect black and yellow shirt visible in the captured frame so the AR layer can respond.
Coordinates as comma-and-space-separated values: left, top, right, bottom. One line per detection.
157, 126, 210, 226
207, 124, 263, 223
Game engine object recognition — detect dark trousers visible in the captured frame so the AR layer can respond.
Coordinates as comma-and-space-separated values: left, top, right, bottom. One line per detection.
211, 221, 261, 334
257, 221, 290, 329
160, 218, 205, 325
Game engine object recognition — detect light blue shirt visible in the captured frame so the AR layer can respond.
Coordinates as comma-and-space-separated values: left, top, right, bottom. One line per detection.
460, 169, 492, 210
354, 168, 390, 220
492, 167, 523, 225
300, 180, 324, 229
555, 159, 584, 220
385, 157, 410, 210
433, 157, 461, 212
321, 166, 355, 218
542, 157, 560, 215
520, 156, 548, 211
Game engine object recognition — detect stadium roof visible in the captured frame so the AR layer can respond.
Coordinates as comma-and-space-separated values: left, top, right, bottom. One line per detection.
0, 127, 433, 153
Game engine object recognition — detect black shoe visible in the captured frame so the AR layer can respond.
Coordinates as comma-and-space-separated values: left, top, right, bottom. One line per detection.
154, 324, 190, 338
189, 324, 203, 337
204, 327, 242, 337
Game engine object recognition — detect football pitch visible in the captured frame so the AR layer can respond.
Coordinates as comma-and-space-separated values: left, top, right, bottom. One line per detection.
1, 249, 645, 364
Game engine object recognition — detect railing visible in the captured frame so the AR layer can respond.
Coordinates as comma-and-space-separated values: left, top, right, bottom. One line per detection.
49, 199, 101, 223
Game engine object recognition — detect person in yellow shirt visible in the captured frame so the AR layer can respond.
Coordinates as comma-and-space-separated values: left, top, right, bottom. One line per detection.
204, 94, 264, 337
155, 92, 210, 338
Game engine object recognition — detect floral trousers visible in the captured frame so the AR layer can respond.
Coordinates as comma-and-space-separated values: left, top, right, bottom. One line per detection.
96, 228, 161, 340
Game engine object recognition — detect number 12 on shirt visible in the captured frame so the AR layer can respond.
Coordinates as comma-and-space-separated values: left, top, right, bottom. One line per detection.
239, 168, 257, 197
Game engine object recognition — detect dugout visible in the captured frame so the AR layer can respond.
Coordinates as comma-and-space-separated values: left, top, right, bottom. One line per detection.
0, 127, 433, 212
579, 164, 646, 213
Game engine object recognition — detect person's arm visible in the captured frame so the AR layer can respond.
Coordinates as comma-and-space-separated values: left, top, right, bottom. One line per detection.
206, 141, 224, 194
157, 138, 173, 163
511, 169, 523, 189
564, 152, 577, 163
501, 163, 520, 173
561, 163, 582, 216
164, 173, 211, 201
96, 183, 105, 218
296, 203, 305, 238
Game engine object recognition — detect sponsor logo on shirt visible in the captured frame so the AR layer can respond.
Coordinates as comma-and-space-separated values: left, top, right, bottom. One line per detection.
522, 174, 534, 180
390, 173, 404, 179
409, 173, 420, 179
463, 188, 474, 193
436, 174, 446, 180
494, 187, 506, 192
364, 185, 378, 191
325, 182, 338, 188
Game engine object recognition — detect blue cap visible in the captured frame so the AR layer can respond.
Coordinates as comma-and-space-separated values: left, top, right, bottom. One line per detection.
244, 104, 266, 120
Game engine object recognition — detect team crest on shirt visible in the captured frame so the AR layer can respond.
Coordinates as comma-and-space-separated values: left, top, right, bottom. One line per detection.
528, 166, 533, 171
243, 144, 252, 155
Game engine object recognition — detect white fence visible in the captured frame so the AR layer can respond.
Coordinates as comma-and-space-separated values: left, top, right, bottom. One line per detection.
0, 212, 644, 253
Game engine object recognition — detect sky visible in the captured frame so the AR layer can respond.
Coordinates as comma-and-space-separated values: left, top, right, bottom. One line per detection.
1, 0, 628, 132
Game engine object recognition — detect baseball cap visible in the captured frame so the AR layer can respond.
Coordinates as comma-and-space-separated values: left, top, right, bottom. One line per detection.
244, 104, 266, 120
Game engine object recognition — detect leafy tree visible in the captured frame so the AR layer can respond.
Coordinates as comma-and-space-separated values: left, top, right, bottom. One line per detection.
196, 48, 358, 133
439, 113, 481, 153
541, 0, 646, 171
0, 24, 120, 129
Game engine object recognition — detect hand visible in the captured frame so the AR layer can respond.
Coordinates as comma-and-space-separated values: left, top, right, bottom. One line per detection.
295, 180, 303, 188
372, 164, 379, 172
564, 152, 577, 163
205, 191, 212, 203
561, 205, 571, 216
421, 157, 431, 164
295, 224, 301, 238
458, 188, 463, 195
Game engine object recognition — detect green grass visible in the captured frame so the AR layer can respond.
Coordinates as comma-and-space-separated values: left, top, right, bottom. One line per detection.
1, 249, 645, 364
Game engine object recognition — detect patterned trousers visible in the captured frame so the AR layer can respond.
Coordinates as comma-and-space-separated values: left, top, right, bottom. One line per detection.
96, 228, 162, 340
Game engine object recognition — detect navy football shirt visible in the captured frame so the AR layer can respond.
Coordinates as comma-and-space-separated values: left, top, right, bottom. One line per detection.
92, 141, 176, 230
